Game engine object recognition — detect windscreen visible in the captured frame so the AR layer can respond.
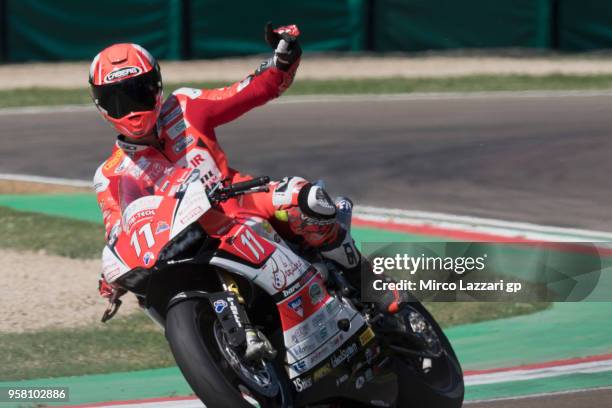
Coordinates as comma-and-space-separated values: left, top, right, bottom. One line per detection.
118, 156, 179, 212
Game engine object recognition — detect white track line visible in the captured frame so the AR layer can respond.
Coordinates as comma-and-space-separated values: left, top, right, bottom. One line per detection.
77, 384, 612, 407
0, 173, 92, 187
464, 385, 612, 405
465, 359, 612, 386
3, 90, 612, 115
354, 205, 612, 241
88, 399, 203, 408
0, 104, 94, 115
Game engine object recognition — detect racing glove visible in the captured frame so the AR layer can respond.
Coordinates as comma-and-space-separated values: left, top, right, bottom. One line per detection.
265, 22, 302, 71
98, 274, 126, 299
98, 274, 114, 298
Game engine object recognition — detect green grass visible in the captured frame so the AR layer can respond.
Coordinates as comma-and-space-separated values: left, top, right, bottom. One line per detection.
1, 314, 174, 381
425, 302, 550, 328
0, 206, 104, 259
0, 299, 550, 381
3, 74, 612, 108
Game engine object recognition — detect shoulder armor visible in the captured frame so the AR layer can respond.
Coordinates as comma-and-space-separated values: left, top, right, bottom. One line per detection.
172, 87, 203, 100
93, 163, 110, 193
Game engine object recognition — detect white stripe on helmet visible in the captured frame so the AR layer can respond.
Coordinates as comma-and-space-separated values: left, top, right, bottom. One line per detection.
89, 52, 101, 82
132, 43, 156, 70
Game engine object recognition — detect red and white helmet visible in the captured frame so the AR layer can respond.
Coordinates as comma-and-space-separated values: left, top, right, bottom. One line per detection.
89, 43, 162, 139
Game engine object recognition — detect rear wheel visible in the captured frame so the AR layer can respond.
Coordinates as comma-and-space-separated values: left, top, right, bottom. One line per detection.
165, 299, 290, 408
394, 302, 464, 408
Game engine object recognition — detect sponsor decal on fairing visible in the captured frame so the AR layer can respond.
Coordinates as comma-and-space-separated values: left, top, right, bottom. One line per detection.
143, 251, 155, 266
330, 341, 359, 368
214, 299, 228, 314
155, 221, 170, 235
292, 376, 312, 392
101, 245, 130, 283
309, 281, 324, 305
169, 180, 210, 239
288, 296, 304, 317
122, 196, 163, 232
286, 306, 366, 377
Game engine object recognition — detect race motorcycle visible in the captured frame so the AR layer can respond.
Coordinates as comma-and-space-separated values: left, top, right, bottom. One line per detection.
101, 164, 464, 408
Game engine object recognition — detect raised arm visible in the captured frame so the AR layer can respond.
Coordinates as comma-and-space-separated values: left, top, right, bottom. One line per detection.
193, 24, 302, 128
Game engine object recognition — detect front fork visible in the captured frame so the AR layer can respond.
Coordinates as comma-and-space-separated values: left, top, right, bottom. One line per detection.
213, 270, 277, 359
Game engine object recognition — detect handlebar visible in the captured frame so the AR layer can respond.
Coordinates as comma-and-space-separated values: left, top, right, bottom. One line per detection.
226, 176, 270, 194
208, 176, 270, 202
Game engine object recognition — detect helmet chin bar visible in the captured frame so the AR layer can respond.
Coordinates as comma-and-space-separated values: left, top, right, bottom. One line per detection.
108, 109, 159, 140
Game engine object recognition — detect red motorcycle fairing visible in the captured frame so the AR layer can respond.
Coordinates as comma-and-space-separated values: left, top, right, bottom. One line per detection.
102, 166, 211, 280
102, 167, 374, 397
208, 218, 369, 385
217, 223, 276, 267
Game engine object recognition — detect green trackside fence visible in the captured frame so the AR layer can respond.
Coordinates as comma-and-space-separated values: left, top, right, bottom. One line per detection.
1, 0, 612, 63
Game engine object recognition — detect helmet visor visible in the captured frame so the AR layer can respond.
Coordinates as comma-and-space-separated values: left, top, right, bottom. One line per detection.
91, 69, 161, 119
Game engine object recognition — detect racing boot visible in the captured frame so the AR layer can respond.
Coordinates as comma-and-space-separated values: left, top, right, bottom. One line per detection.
322, 197, 409, 314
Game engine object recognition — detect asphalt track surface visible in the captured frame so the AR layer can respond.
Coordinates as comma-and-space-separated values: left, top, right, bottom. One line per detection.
3, 93, 612, 232
2, 93, 612, 407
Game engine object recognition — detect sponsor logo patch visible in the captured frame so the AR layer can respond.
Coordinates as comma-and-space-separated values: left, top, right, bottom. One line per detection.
103, 149, 124, 171
313, 363, 332, 382
359, 327, 375, 347
104, 66, 142, 83
143, 251, 155, 266
161, 106, 183, 126
355, 375, 365, 390
227, 296, 242, 327
330, 342, 359, 368
213, 299, 228, 313
173, 135, 194, 153
290, 360, 307, 373
309, 282, 324, 305
271, 259, 286, 290
166, 119, 186, 140
292, 376, 312, 392
318, 325, 329, 341
289, 322, 310, 344
336, 373, 349, 387
155, 221, 169, 234
288, 296, 304, 317
282, 267, 316, 298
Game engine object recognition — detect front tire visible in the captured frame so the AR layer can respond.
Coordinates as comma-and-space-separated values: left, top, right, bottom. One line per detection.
165, 299, 287, 408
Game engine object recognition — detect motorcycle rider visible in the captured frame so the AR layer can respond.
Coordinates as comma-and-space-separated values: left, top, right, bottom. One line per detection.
92, 24, 362, 359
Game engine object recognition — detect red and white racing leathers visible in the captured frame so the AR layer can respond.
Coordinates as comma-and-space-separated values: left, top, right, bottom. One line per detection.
94, 57, 359, 283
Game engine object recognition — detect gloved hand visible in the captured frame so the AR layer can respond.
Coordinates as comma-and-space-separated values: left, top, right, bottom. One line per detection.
265, 22, 302, 71
98, 275, 114, 298
98, 274, 125, 299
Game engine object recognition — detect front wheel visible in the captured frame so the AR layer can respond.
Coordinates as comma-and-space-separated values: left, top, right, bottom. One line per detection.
165, 299, 290, 408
